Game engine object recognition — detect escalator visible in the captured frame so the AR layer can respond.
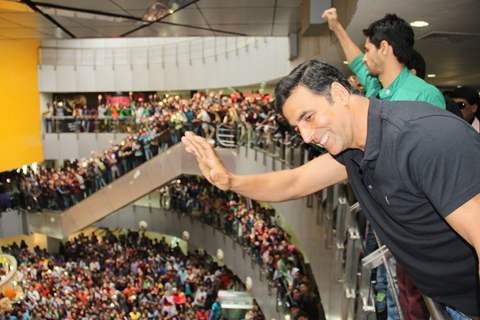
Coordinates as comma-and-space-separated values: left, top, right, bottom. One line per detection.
27, 144, 237, 239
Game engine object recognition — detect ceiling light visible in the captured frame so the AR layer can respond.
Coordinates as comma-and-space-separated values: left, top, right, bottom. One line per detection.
427, 74, 436, 78
410, 21, 429, 28
143, 1, 169, 22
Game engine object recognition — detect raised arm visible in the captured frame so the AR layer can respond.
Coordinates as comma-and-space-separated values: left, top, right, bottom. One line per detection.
321, 8, 362, 63
182, 132, 347, 202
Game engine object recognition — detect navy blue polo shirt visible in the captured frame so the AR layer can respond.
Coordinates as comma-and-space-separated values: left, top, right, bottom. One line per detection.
335, 98, 480, 315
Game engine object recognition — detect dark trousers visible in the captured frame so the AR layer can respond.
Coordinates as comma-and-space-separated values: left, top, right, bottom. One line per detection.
397, 263, 429, 320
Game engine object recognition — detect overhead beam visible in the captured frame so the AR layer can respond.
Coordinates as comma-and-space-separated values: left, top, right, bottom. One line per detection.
31, 0, 247, 37
20, 0, 76, 38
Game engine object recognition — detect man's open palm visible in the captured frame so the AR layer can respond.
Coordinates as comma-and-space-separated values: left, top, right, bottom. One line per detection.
182, 132, 231, 190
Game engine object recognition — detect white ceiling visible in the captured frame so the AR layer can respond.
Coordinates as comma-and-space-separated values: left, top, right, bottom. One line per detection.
0, 0, 479, 87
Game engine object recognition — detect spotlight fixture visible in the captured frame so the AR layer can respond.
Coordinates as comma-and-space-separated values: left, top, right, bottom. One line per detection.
143, 1, 170, 22
410, 21, 429, 28
427, 74, 436, 78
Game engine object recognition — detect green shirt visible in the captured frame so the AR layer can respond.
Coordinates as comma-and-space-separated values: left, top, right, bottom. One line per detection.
349, 53, 446, 109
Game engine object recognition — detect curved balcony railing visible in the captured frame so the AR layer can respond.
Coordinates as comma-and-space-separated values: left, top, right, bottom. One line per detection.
3, 123, 242, 214
43, 115, 136, 133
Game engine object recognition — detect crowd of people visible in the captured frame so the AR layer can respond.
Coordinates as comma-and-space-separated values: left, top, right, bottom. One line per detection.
8, 78, 476, 215
0, 230, 259, 320
43, 92, 274, 134
1, 90, 295, 214
160, 176, 324, 320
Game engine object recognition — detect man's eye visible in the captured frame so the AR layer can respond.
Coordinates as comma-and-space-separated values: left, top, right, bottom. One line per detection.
305, 114, 313, 121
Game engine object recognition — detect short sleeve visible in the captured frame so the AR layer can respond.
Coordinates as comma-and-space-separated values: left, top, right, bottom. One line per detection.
397, 116, 480, 217
349, 53, 382, 98
333, 149, 350, 166
416, 86, 446, 110
424, 92, 446, 110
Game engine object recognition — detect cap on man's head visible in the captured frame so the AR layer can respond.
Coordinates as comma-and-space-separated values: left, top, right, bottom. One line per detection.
452, 86, 479, 105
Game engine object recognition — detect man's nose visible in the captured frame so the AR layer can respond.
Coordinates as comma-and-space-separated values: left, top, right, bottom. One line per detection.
299, 125, 313, 143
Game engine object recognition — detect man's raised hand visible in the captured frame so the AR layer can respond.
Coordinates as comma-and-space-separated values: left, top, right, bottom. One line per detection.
181, 132, 232, 191
321, 8, 340, 32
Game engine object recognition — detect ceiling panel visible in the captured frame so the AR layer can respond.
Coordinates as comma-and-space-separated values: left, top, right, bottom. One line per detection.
109, 0, 159, 11
162, 8, 205, 25
272, 23, 292, 36
49, 15, 85, 27
38, 0, 123, 14
62, 26, 105, 38
210, 24, 273, 37
198, 0, 275, 8
202, 7, 274, 24
274, 7, 300, 24
0, 0, 478, 86
121, 9, 150, 18
142, 23, 213, 37
70, 18, 141, 29
277, 0, 302, 8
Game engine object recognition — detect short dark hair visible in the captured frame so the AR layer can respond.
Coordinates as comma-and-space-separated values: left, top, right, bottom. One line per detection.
274, 60, 353, 114
362, 14, 414, 65
407, 49, 426, 79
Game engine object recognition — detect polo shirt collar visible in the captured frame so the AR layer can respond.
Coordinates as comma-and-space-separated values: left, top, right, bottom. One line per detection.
361, 98, 383, 167
377, 67, 410, 99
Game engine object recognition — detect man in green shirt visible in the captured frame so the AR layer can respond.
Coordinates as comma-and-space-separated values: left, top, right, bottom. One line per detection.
322, 8, 445, 109
322, 7, 446, 320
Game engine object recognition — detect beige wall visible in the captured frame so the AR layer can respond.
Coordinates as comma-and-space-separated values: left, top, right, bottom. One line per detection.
0, 233, 48, 251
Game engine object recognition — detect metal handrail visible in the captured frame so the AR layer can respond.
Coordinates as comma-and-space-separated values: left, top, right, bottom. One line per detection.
216, 123, 239, 148
423, 296, 448, 320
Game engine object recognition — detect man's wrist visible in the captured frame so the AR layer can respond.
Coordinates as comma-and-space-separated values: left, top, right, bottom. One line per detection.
332, 23, 345, 36
228, 173, 239, 192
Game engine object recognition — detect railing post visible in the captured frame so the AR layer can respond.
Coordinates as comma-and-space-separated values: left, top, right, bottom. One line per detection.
344, 226, 361, 319
332, 197, 348, 283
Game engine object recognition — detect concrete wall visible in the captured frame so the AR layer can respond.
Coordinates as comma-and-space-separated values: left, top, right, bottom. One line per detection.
42, 133, 128, 159
38, 37, 290, 92
0, 210, 27, 237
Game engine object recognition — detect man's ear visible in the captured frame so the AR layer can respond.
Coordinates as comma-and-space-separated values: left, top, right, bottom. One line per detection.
330, 82, 350, 106
379, 40, 390, 55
